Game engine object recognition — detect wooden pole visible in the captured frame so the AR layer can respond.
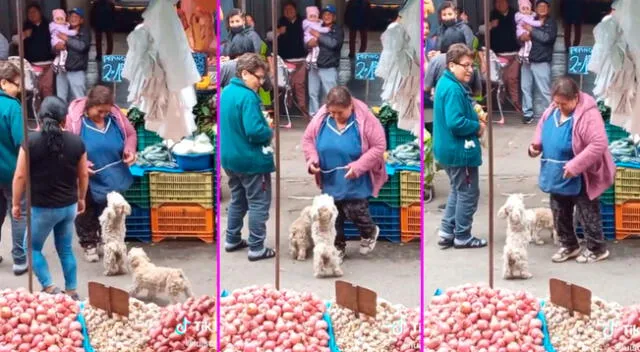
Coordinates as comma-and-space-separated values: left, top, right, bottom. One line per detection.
16, 0, 34, 293
271, 0, 281, 290
483, 0, 495, 288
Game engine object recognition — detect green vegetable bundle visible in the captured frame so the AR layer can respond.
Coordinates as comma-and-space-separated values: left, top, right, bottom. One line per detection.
376, 103, 398, 126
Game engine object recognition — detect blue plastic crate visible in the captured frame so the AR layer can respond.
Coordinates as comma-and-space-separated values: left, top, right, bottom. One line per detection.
126, 206, 151, 242
576, 204, 615, 240
344, 203, 400, 242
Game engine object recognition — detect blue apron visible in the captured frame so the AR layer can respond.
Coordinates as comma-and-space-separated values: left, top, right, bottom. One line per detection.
539, 109, 582, 196
81, 116, 133, 203
316, 113, 372, 201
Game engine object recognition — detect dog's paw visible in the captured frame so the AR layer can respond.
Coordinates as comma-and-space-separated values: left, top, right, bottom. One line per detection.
334, 268, 344, 277
521, 272, 533, 279
535, 240, 545, 245
296, 255, 307, 261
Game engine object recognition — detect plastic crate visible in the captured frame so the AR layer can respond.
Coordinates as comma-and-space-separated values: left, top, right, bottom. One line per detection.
400, 205, 421, 243
123, 175, 150, 208
149, 172, 214, 208
137, 125, 163, 151
400, 171, 421, 207
614, 167, 640, 205
576, 203, 615, 240
606, 122, 629, 143
344, 203, 400, 242
125, 206, 151, 242
600, 186, 614, 206
369, 173, 400, 207
615, 201, 640, 240
387, 123, 416, 150
151, 204, 214, 243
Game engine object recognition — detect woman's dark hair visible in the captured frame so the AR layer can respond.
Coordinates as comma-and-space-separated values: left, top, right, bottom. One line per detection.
38, 96, 68, 159
282, 1, 297, 11
236, 53, 269, 76
552, 76, 580, 100
85, 85, 114, 110
438, 1, 456, 21
0, 61, 21, 83
325, 86, 352, 108
26, 2, 42, 14
226, 8, 245, 29
446, 43, 474, 65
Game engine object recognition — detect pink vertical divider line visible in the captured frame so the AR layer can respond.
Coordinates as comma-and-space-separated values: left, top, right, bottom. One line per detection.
420, 0, 425, 350
215, 5, 222, 352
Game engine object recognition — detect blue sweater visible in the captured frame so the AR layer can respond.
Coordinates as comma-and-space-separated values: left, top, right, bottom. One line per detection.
220, 77, 275, 174
432, 70, 482, 168
0, 91, 23, 185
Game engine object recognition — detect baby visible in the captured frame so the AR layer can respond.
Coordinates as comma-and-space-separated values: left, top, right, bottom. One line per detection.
49, 9, 78, 73
515, 0, 542, 63
302, 6, 329, 69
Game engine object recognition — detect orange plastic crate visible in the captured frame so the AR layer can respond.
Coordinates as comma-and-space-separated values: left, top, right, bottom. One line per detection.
151, 204, 214, 243
615, 202, 640, 240
400, 205, 421, 243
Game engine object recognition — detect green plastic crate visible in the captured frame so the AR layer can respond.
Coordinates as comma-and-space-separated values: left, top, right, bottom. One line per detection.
606, 123, 629, 143
601, 185, 614, 205
124, 175, 150, 208
137, 125, 164, 151
386, 123, 416, 150
369, 173, 400, 207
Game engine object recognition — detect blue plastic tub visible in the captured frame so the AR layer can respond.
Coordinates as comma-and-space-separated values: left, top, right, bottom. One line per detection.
173, 152, 214, 171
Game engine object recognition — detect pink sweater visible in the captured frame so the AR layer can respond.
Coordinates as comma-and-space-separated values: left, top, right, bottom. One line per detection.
66, 97, 137, 167
531, 93, 615, 200
302, 98, 388, 197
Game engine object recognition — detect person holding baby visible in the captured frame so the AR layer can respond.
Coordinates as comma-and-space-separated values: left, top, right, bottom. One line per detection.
519, 0, 557, 125
54, 8, 91, 103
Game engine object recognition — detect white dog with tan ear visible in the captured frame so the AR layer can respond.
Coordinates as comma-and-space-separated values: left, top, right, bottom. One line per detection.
498, 194, 533, 280
100, 192, 131, 276
310, 194, 343, 278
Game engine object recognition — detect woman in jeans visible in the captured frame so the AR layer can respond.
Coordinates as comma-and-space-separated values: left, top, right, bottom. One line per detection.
529, 77, 614, 263
432, 45, 487, 249
302, 86, 386, 262
67, 85, 136, 262
12, 96, 88, 298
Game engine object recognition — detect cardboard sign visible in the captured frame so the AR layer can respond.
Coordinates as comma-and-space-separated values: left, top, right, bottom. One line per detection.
101, 53, 208, 83
355, 53, 380, 81
88, 281, 130, 318
567, 46, 592, 75
335, 280, 377, 318
549, 278, 591, 316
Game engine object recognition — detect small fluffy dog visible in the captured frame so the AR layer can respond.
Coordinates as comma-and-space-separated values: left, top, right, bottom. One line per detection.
289, 206, 313, 261
498, 194, 533, 280
500, 193, 557, 245
127, 247, 194, 304
310, 194, 343, 278
100, 192, 131, 276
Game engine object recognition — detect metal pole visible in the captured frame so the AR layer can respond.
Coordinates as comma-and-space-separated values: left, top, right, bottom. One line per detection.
16, 0, 34, 293
483, 0, 495, 289
271, 0, 281, 291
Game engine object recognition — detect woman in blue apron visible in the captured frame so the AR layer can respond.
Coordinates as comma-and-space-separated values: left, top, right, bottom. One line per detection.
73, 87, 133, 263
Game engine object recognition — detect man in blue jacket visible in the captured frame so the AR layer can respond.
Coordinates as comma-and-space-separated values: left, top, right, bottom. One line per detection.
432, 45, 488, 250
54, 8, 91, 102
220, 53, 276, 262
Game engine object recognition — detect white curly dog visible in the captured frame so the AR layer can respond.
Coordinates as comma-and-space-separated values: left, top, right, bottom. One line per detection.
310, 194, 343, 278
100, 192, 131, 276
498, 194, 535, 280
127, 247, 194, 304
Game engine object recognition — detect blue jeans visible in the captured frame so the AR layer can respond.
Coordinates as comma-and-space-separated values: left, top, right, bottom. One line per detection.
0, 184, 27, 265
440, 167, 480, 241
56, 70, 87, 103
26, 204, 78, 291
521, 62, 552, 119
225, 170, 272, 252
308, 67, 338, 115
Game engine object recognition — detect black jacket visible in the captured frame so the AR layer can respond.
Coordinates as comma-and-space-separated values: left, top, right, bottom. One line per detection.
91, 0, 116, 32
64, 25, 91, 72
528, 18, 557, 63
24, 21, 54, 63
223, 27, 263, 59
489, 8, 520, 54
316, 24, 344, 69
277, 16, 306, 60
344, 0, 371, 30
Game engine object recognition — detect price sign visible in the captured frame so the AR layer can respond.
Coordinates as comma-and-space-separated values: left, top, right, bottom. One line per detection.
102, 53, 208, 83
549, 278, 592, 316
88, 281, 130, 318
355, 53, 380, 81
568, 46, 592, 76
335, 280, 377, 318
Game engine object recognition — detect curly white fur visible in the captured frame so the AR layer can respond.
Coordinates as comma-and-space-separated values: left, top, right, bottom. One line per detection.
310, 194, 343, 278
289, 206, 313, 261
526, 207, 557, 245
127, 247, 194, 304
100, 192, 131, 276
498, 194, 533, 280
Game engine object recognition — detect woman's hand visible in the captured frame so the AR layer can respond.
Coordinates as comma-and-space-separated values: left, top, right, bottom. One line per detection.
344, 167, 358, 180
309, 163, 321, 174
277, 26, 286, 35
123, 151, 137, 166
11, 205, 21, 220
77, 199, 86, 215
477, 122, 486, 137
88, 167, 96, 176
528, 143, 542, 158
57, 33, 68, 41
563, 167, 575, 179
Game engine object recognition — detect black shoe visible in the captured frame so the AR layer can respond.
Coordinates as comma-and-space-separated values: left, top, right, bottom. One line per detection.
454, 237, 488, 249
523, 116, 534, 125
248, 248, 276, 262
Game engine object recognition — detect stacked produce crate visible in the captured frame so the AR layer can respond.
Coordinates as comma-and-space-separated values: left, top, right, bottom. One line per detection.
123, 174, 152, 242
400, 170, 421, 243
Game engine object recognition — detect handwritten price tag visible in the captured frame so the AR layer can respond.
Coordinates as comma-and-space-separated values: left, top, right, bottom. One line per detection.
102, 53, 208, 83
355, 53, 380, 81
568, 46, 592, 76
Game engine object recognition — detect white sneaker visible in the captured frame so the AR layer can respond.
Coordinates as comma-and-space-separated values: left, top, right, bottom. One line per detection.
13, 263, 28, 276
84, 248, 99, 263
359, 226, 380, 255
